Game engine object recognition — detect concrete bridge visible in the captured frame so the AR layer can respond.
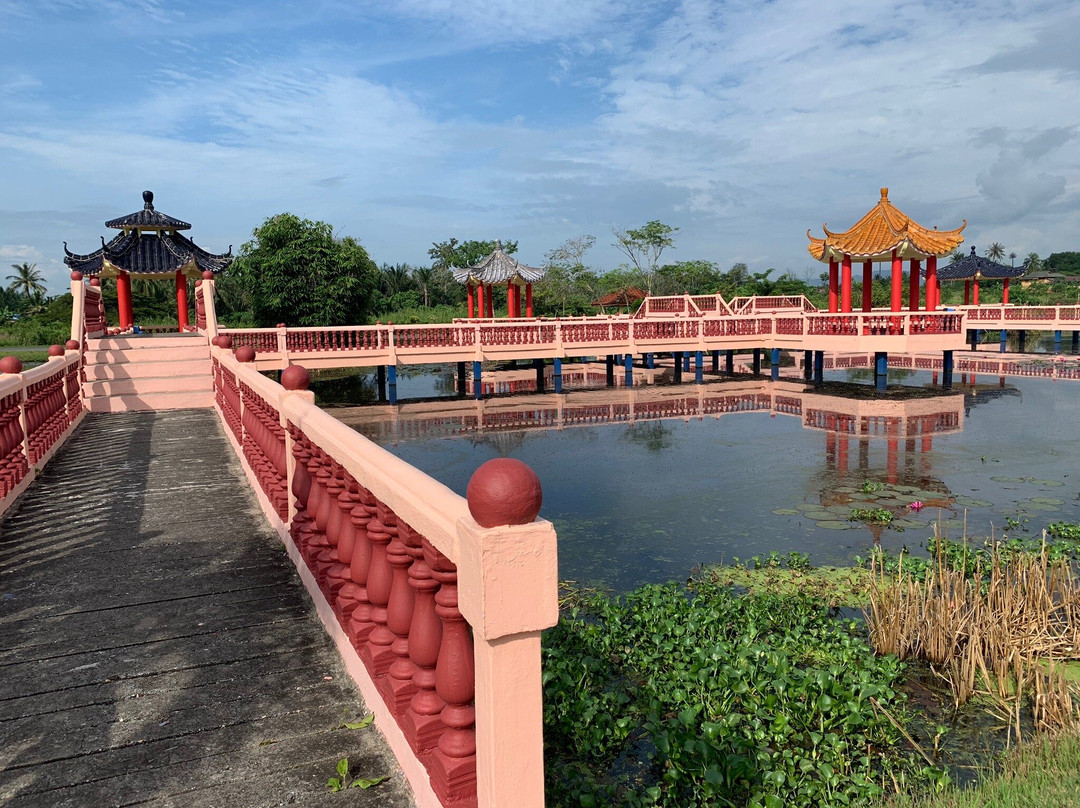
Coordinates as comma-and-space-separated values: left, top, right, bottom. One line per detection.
2, 275, 1078, 807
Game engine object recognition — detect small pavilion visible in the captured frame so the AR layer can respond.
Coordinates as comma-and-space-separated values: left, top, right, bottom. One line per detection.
64, 191, 233, 331
592, 286, 647, 312
807, 188, 966, 313
452, 242, 546, 318
937, 246, 1026, 305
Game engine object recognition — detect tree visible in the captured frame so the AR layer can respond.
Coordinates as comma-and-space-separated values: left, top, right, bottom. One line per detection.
1023, 252, 1043, 273
231, 213, 379, 327
611, 220, 678, 293
413, 266, 436, 307
7, 262, 45, 301
1009, 251, 1017, 267
428, 238, 518, 270
986, 242, 1006, 262
655, 260, 722, 295
536, 235, 598, 316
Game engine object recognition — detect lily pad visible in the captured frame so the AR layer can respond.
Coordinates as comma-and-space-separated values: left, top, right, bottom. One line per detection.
991, 476, 1026, 483
816, 520, 853, 530
1026, 503, 1061, 512
1030, 497, 1065, 505
795, 503, 820, 512
805, 511, 835, 521
891, 519, 928, 530
955, 497, 993, 508
772, 508, 800, 515
893, 485, 920, 493
1032, 480, 1065, 487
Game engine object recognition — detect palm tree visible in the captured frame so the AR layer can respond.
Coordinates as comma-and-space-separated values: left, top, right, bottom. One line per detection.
7, 262, 46, 301
986, 243, 1006, 262
1023, 252, 1042, 272
413, 266, 435, 307
1009, 251, 1017, 267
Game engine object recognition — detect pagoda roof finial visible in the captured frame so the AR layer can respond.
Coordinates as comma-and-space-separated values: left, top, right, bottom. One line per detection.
143, 190, 154, 210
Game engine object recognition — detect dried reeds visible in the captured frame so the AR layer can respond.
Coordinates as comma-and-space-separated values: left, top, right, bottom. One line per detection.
865, 530, 1080, 735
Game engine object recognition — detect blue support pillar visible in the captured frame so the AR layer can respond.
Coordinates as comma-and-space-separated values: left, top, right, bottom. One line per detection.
473, 361, 483, 400
874, 352, 887, 392
725, 350, 734, 375
673, 352, 683, 383
388, 364, 398, 404
624, 353, 634, 387
813, 350, 824, 385
771, 348, 780, 381
752, 349, 761, 375
554, 357, 563, 394
694, 351, 703, 384
1018, 330, 1027, 353
711, 350, 720, 372
1000, 329, 1007, 353
1055, 330, 1062, 354
682, 352, 691, 372
606, 355, 615, 387
942, 350, 953, 389
804, 350, 813, 381
646, 353, 655, 369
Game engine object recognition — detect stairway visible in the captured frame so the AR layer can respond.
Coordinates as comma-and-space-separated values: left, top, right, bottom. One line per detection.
82, 334, 214, 412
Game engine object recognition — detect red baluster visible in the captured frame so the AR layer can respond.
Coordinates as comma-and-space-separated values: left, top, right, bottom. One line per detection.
376, 520, 419, 714
359, 502, 397, 676
401, 536, 445, 753
347, 485, 377, 645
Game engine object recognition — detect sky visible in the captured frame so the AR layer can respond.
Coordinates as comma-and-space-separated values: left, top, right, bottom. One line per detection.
1, 0, 1078, 294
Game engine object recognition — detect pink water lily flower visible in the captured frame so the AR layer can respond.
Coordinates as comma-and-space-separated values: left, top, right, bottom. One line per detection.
909, 501, 924, 512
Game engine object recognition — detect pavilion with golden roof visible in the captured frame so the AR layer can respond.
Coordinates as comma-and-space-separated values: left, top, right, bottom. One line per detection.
807, 188, 965, 313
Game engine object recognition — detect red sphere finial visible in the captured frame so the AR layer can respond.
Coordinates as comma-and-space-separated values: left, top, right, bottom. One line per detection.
89, 277, 100, 287
0, 356, 24, 374
281, 365, 311, 391
217, 335, 233, 349
70, 271, 83, 281
194, 279, 202, 286
48, 344, 64, 357
202, 270, 214, 280
235, 345, 256, 363
65, 339, 80, 350
466, 458, 543, 528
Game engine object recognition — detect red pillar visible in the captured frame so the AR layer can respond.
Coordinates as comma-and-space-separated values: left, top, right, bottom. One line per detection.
841, 255, 852, 313
486, 285, 494, 318
973, 277, 980, 306
890, 250, 902, 312
467, 284, 475, 318
514, 284, 522, 318
116, 271, 133, 330
525, 283, 533, 318
828, 259, 839, 313
1003, 277, 1010, 305
908, 259, 920, 312
862, 260, 873, 312
476, 284, 484, 319
175, 271, 189, 329
964, 280, 971, 305
507, 280, 514, 317
925, 255, 938, 311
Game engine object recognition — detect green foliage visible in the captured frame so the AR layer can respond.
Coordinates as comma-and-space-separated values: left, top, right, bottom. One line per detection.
7, 262, 46, 302
326, 757, 388, 792
428, 237, 517, 269
852, 508, 894, 525
232, 213, 379, 327
1047, 522, 1080, 541
612, 221, 679, 293
543, 579, 918, 807
1045, 252, 1080, 276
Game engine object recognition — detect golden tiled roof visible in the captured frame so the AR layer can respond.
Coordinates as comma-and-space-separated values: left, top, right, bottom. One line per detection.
807, 188, 965, 262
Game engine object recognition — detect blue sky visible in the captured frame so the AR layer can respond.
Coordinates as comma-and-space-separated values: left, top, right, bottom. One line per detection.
2, 0, 1078, 294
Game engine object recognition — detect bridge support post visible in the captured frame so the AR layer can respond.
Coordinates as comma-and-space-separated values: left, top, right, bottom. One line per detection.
1073, 331, 1079, 354
874, 352, 887, 392
606, 355, 615, 387
752, 349, 761, 375
388, 365, 398, 405
1000, 330, 1007, 353
554, 358, 563, 393
813, 351, 824, 385
377, 365, 387, 402
682, 353, 690, 372
694, 351, 703, 384
725, 350, 734, 375
803, 350, 813, 381
673, 352, 683, 383
711, 350, 719, 373
1019, 330, 1027, 352
1055, 330, 1062, 354
625, 354, 634, 387
645, 353, 654, 369
473, 361, 483, 400
968, 329, 979, 351
771, 348, 780, 381
534, 358, 546, 392
456, 362, 467, 396
942, 350, 953, 389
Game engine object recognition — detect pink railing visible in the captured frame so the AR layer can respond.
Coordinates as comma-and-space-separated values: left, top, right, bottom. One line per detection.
195, 284, 207, 330
211, 351, 557, 808
961, 305, 1080, 323
730, 295, 817, 312
84, 285, 106, 337
635, 295, 698, 317
0, 352, 86, 515
806, 312, 963, 337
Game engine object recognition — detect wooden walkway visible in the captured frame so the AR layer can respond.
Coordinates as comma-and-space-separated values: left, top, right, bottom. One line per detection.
0, 410, 414, 808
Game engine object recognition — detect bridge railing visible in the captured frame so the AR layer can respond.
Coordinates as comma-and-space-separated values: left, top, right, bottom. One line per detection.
211, 349, 558, 808
804, 312, 964, 336
729, 295, 818, 314
0, 351, 85, 516
958, 305, 1080, 323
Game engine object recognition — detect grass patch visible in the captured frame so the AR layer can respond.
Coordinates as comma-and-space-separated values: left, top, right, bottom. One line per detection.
699, 559, 873, 608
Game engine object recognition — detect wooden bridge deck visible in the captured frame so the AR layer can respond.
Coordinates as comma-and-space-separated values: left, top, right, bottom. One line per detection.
0, 410, 413, 808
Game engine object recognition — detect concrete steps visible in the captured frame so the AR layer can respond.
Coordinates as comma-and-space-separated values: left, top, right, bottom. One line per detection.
82, 335, 214, 412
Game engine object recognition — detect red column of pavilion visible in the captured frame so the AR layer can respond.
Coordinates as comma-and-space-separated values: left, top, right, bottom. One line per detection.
908, 259, 920, 312
477, 284, 485, 319
890, 250, 902, 312
116, 271, 134, 330
862, 260, 873, 312
1003, 277, 1010, 305
828, 259, 839, 313
467, 283, 475, 318
175, 270, 189, 329
525, 284, 533, 317
925, 256, 938, 310
840, 255, 852, 312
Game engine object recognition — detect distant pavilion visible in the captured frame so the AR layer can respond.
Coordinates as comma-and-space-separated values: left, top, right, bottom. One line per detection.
452, 242, 546, 318
938, 246, 1026, 305
807, 188, 966, 313
64, 191, 233, 331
